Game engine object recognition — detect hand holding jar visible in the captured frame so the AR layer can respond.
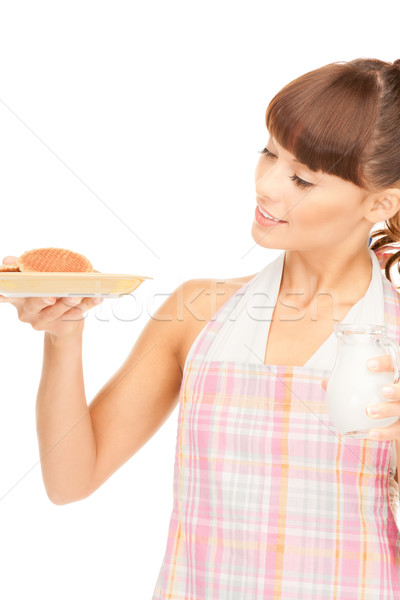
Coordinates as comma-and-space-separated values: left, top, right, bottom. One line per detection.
321, 331, 400, 441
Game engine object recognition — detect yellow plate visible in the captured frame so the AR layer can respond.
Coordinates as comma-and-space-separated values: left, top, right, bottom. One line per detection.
0, 272, 153, 298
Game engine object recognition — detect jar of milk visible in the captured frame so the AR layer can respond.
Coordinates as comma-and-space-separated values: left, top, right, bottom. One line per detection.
326, 324, 400, 438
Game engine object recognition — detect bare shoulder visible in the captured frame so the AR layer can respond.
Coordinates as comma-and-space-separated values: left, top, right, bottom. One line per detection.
176, 272, 258, 372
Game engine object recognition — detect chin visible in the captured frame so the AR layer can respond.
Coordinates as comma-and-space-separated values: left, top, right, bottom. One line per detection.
250, 221, 287, 250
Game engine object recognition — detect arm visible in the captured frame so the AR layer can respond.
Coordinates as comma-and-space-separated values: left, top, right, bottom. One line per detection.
36, 330, 95, 504
36, 281, 188, 505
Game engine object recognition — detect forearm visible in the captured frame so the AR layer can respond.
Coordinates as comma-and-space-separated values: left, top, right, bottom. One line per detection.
35, 331, 97, 504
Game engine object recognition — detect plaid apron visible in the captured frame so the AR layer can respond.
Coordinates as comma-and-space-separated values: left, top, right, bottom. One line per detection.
152, 272, 400, 599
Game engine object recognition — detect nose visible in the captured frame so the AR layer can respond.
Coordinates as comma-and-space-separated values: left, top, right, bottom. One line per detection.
255, 161, 286, 200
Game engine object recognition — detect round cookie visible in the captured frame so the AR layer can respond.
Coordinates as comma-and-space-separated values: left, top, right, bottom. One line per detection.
17, 247, 94, 272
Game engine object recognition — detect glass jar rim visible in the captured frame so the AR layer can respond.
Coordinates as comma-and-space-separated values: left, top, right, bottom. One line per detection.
333, 323, 387, 336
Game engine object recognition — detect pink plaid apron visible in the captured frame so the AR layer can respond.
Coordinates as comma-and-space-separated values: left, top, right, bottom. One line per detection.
152, 272, 400, 599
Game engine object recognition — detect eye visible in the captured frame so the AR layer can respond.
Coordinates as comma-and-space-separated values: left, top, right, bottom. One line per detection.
259, 147, 276, 158
258, 146, 314, 190
289, 174, 314, 190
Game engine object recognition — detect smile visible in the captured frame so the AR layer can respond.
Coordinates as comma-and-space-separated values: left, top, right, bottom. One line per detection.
257, 204, 286, 222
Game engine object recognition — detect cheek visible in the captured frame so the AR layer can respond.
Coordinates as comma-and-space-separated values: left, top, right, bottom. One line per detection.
290, 198, 348, 230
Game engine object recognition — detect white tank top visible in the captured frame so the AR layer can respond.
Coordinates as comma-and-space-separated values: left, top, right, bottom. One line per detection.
185, 249, 397, 473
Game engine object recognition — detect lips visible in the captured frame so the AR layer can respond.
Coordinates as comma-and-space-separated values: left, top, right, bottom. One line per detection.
257, 204, 287, 222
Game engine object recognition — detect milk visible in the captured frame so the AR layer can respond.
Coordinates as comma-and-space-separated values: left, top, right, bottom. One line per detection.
326, 330, 400, 439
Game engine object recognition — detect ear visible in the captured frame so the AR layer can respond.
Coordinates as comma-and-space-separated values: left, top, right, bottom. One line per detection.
366, 187, 400, 224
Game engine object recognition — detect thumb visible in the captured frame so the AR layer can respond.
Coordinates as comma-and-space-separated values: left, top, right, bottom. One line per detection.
321, 377, 328, 391
2, 256, 19, 265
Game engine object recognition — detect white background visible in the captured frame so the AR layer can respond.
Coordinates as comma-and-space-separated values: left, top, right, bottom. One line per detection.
0, 1, 398, 598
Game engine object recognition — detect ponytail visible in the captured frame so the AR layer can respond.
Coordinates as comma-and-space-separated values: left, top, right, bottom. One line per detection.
369, 227, 400, 286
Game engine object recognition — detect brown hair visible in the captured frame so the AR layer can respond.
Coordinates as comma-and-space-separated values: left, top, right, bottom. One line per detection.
265, 57, 400, 285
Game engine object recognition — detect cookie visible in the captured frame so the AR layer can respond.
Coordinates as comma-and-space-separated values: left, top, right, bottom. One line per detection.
0, 264, 20, 272
17, 247, 94, 273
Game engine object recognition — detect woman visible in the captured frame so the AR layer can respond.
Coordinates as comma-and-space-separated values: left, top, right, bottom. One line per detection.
1, 57, 400, 597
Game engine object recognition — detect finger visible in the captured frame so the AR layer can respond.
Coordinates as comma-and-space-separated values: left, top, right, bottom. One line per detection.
21, 296, 99, 319
366, 411, 400, 440
21, 296, 61, 315
2, 256, 19, 265
23, 295, 93, 313
321, 377, 328, 391
0, 294, 24, 307
28, 296, 103, 329
46, 296, 103, 322
366, 354, 395, 372
366, 399, 400, 420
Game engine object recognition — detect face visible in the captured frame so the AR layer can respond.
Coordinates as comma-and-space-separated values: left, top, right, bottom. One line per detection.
251, 134, 372, 252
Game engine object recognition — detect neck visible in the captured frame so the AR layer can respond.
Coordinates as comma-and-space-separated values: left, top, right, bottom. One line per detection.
281, 246, 372, 310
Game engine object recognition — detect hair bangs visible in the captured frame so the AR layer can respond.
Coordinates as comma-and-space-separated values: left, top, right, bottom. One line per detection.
265, 63, 381, 188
